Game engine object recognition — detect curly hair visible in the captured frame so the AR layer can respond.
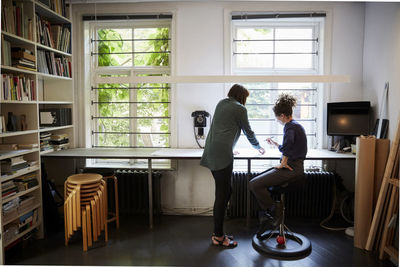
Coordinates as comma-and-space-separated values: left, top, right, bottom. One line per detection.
273, 93, 297, 117
228, 84, 250, 105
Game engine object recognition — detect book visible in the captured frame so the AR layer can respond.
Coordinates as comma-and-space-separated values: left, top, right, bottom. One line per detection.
8, 156, 26, 166
1, 158, 29, 174
52, 143, 69, 151
15, 174, 38, 191
14, 65, 36, 72
0, 116, 6, 132
2, 190, 17, 198
2, 180, 16, 191
12, 59, 35, 67
50, 133, 68, 140
2, 39, 12, 66
0, 144, 18, 150
11, 51, 36, 62
18, 143, 39, 149
11, 47, 34, 55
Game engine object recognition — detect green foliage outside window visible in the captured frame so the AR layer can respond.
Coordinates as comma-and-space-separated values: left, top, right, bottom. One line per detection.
96, 27, 170, 147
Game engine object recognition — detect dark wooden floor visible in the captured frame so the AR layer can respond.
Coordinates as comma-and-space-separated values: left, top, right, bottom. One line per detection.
5, 215, 396, 266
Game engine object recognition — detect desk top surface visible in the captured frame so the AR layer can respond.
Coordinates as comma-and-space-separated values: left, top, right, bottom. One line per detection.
42, 148, 355, 160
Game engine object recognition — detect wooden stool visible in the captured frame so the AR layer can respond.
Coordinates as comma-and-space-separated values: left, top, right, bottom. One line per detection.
83, 168, 120, 229
64, 173, 108, 251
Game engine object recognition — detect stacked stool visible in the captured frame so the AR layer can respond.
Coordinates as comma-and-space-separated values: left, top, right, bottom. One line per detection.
64, 173, 108, 251
82, 168, 120, 229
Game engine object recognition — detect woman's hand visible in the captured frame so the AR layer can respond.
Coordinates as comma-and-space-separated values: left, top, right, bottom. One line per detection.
265, 137, 279, 147
275, 163, 293, 171
233, 150, 240, 155
275, 155, 293, 171
258, 147, 265, 155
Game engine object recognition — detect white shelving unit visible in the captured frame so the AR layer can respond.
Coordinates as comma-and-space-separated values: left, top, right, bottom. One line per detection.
0, 0, 73, 263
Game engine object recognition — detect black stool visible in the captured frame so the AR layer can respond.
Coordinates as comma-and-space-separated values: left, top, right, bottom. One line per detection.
252, 175, 312, 259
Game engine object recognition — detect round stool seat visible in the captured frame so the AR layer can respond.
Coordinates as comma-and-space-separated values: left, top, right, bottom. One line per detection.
67, 173, 103, 185
268, 176, 306, 196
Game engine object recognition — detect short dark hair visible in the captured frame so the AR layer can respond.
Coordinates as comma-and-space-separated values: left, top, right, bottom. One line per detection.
273, 93, 297, 117
227, 84, 249, 105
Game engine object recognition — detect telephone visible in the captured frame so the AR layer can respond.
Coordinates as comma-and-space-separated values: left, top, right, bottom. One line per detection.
191, 110, 210, 128
191, 110, 210, 148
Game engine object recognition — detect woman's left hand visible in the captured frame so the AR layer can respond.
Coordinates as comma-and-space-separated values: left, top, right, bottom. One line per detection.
275, 163, 293, 171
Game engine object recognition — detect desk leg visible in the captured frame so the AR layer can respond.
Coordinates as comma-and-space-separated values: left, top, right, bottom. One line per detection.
246, 159, 251, 227
148, 159, 153, 229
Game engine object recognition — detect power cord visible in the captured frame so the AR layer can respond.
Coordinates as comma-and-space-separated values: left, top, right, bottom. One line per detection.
320, 175, 354, 231
193, 125, 204, 148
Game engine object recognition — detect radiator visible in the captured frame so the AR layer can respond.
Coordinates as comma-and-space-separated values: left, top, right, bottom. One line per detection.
106, 170, 162, 215
228, 171, 335, 218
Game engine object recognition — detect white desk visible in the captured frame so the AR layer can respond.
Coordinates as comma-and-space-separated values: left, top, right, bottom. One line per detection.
43, 148, 355, 228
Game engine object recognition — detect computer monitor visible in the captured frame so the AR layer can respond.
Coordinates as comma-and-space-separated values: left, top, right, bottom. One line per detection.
327, 101, 370, 136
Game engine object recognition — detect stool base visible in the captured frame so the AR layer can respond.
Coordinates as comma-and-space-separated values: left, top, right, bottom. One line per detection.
252, 225, 312, 260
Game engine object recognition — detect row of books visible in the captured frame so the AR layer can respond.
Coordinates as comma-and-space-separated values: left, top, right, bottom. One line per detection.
0, 143, 39, 150
39, 108, 72, 127
37, 50, 71, 77
1, 0, 34, 40
42, 0, 68, 18
2, 180, 19, 198
3, 195, 36, 224
40, 132, 69, 152
0, 156, 30, 175
3, 209, 38, 246
1, 74, 36, 101
36, 13, 71, 53
15, 173, 39, 191
1, 173, 38, 198
11, 47, 37, 71
40, 132, 53, 152
4, 195, 36, 214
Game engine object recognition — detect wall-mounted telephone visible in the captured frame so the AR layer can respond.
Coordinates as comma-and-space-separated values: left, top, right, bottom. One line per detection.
191, 110, 210, 128
191, 110, 210, 148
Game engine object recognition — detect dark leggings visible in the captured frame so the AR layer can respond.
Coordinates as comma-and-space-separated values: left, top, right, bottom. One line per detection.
211, 161, 233, 237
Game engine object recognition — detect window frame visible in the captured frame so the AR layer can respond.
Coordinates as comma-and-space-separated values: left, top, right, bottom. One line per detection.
85, 18, 173, 167
229, 15, 326, 170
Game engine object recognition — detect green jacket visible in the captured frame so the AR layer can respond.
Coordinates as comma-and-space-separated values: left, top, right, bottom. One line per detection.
200, 97, 261, 171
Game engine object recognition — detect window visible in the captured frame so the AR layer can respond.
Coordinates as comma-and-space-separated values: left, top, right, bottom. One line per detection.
231, 13, 325, 168
85, 16, 172, 168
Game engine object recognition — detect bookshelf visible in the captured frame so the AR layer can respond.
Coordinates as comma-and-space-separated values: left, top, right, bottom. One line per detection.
0, 0, 73, 263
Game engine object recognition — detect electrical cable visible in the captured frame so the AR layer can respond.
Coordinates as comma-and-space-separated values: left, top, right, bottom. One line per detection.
319, 176, 350, 231
193, 125, 204, 149
340, 194, 354, 224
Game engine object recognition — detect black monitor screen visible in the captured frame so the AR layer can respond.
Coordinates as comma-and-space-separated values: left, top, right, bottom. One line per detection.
327, 101, 370, 136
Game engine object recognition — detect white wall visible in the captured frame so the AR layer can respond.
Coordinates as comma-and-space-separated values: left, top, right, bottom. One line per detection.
72, 1, 366, 214
363, 3, 400, 141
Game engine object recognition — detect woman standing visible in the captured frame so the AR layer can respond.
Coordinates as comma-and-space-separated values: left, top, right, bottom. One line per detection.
249, 94, 307, 231
200, 84, 265, 248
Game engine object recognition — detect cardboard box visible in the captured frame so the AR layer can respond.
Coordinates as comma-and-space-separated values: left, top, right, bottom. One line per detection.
373, 139, 390, 210
354, 136, 376, 249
